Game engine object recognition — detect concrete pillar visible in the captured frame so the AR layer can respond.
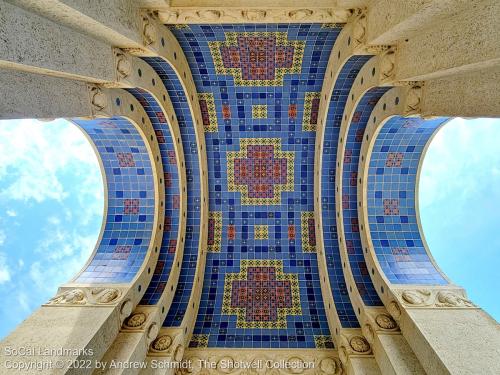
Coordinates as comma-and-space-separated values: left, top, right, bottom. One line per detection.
366, 0, 470, 45
0, 69, 92, 119
0, 0, 115, 82
394, 0, 500, 81
388, 290, 500, 375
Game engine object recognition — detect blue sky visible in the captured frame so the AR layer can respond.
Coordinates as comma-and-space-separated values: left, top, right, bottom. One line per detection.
419, 117, 500, 320
0, 119, 103, 339
0, 117, 498, 339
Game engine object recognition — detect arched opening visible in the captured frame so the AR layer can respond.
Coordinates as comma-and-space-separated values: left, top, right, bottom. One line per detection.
419, 118, 500, 321
0, 118, 104, 339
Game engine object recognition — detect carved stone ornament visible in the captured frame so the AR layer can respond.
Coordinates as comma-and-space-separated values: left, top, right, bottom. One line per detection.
125, 312, 147, 328
152, 335, 173, 352
142, 16, 157, 45
91, 287, 120, 304
352, 14, 367, 45
339, 346, 348, 365
375, 313, 398, 330
158, 8, 351, 24
362, 323, 375, 344
243, 10, 267, 21
436, 291, 474, 307
401, 289, 431, 306
48, 289, 86, 305
90, 86, 107, 111
380, 50, 396, 80
197, 9, 222, 21
217, 356, 234, 374
388, 300, 401, 319
319, 358, 337, 375
147, 323, 160, 342
405, 85, 423, 114
173, 344, 184, 362
115, 52, 132, 79
181, 350, 342, 375
349, 335, 370, 353
120, 299, 133, 317
287, 356, 306, 374
289, 9, 313, 20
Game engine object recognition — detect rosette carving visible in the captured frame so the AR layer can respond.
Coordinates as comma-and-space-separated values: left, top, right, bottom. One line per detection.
349, 335, 370, 353
124, 312, 147, 328
152, 335, 173, 352
375, 313, 398, 330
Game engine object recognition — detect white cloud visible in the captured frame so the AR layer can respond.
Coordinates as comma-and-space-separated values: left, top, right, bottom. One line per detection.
0, 253, 11, 284
0, 118, 104, 338
0, 230, 5, 246
29, 215, 96, 292
0, 119, 101, 204
16, 291, 31, 313
6, 210, 16, 217
419, 118, 500, 208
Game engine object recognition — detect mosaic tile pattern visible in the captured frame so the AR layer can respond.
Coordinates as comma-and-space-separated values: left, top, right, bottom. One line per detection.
367, 116, 449, 284
300, 212, 316, 252
199, 92, 218, 132
126, 89, 181, 305
341, 87, 391, 306
314, 335, 335, 349
208, 211, 223, 252
320, 55, 374, 327
141, 58, 202, 325
209, 31, 305, 86
254, 225, 269, 240
302, 92, 320, 131
173, 24, 340, 348
252, 104, 268, 118
190, 334, 209, 348
74, 117, 155, 283
227, 138, 294, 205
222, 259, 301, 328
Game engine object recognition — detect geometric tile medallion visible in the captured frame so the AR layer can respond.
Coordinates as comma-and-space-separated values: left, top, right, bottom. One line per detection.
209, 32, 305, 86
254, 224, 269, 240
227, 138, 294, 205
252, 104, 268, 119
207, 211, 222, 252
301, 211, 316, 252
314, 335, 335, 349
222, 259, 302, 328
302, 92, 321, 131
190, 334, 209, 348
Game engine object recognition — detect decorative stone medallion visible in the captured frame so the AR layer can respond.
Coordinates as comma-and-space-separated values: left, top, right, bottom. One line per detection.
125, 312, 147, 328
375, 313, 397, 330
48, 289, 86, 305
152, 335, 173, 352
349, 335, 370, 353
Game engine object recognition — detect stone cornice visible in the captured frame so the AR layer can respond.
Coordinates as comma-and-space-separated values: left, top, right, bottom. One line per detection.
157, 8, 354, 24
